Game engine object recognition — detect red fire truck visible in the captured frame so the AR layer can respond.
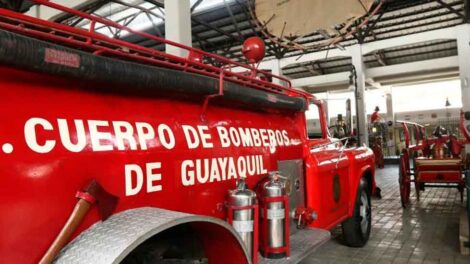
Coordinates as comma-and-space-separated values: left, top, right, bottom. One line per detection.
0, 1, 376, 263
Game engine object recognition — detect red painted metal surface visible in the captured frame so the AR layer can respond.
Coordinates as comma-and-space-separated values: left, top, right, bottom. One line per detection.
0, 65, 375, 263
0, 66, 303, 263
399, 149, 411, 208
418, 171, 462, 182
0, 2, 376, 263
397, 120, 469, 207
294, 207, 316, 228
75, 191, 97, 204
242, 37, 266, 64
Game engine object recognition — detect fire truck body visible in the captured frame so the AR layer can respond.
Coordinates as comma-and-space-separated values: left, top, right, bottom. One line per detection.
0, 2, 375, 263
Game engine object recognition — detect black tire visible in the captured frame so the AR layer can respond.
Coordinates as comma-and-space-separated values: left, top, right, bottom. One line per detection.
399, 152, 411, 208
122, 225, 208, 264
341, 179, 371, 247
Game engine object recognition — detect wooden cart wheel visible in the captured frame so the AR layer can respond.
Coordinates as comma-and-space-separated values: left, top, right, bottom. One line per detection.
399, 150, 411, 208
411, 154, 420, 202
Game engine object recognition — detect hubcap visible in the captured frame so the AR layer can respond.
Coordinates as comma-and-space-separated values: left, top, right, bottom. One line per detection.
359, 191, 370, 235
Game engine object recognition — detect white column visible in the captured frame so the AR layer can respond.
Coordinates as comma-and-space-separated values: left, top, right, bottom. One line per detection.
385, 89, 394, 123
350, 45, 369, 146
385, 90, 394, 156
456, 24, 470, 152
164, 0, 192, 57
271, 59, 285, 86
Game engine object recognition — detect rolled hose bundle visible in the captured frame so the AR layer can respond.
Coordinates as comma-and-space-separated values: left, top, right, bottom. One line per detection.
0, 29, 307, 112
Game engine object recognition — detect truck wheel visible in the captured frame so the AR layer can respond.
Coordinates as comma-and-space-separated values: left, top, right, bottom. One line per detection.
122, 225, 208, 264
341, 179, 371, 247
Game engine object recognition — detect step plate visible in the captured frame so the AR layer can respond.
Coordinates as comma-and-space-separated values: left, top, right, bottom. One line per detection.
258, 228, 331, 264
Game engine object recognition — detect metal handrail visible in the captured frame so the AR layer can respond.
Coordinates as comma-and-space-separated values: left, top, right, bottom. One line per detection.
0, 0, 313, 99
395, 120, 425, 128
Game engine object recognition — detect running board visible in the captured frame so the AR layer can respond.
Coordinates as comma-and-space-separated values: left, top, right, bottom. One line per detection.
258, 228, 330, 264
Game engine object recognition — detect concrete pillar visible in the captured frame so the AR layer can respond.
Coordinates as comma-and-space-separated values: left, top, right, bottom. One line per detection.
456, 24, 470, 152
385, 90, 394, 156
164, 0, 192, 57
350, 45, 369, 146
385, 88, 394, 123
271, 59, 285, 86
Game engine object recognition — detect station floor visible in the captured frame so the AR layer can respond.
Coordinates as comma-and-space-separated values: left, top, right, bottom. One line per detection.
301, 165, 470, 264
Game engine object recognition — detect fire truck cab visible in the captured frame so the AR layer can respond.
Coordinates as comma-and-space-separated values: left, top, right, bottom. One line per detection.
0, 1, 375, 263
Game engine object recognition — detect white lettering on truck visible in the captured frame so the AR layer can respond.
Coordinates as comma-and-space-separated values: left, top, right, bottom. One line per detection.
215, 126, 290, 148
113, 121, 137, 151
181, 155, 267, 187
25, 118, 56, 153
58, 119, 86, 152
125, 162, 162, 196
182, 125, 199, 149
22, 118, 291, 154
135, 122, 155, 150
182, 125, 213, 149
89, 120, 113, 152
125, 164, 143, 196
21, 118, 293, 196
23, 118, 182, 153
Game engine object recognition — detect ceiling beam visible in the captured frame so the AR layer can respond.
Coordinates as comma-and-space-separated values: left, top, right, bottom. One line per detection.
367, 56, 458, 79
280, 25, 458, 67
361, 26, 457, 54
292, 56, 459, 88
292, 72, 351, 88
50, 0, 107, 23
223, 0, 243, 39
280, 49, 351, 68
144, 0, 164, 8
436, 0, 465, 20
231, 24, 461, 81
191, 17, 239, 41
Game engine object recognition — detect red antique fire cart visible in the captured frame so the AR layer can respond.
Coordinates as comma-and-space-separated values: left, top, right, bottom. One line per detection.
398, 112, 470, 208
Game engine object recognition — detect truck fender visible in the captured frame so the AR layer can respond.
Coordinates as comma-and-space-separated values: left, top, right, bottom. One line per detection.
348, 165, 374, 217
55, 207, 251, 264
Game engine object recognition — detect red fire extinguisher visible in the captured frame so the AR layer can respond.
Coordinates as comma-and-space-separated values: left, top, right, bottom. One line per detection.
259, 171, 290, 259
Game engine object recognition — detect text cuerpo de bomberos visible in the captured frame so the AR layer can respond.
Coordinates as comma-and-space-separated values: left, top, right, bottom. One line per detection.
21, 118, 294, 196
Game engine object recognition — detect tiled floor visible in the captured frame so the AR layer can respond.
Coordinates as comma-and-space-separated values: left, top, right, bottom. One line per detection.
301, 165, 470, 264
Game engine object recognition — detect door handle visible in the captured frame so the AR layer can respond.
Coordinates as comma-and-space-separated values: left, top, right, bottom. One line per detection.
336, 138, 349, 169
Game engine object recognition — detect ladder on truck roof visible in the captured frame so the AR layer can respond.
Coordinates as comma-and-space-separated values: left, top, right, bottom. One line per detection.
0, 0, 308, 99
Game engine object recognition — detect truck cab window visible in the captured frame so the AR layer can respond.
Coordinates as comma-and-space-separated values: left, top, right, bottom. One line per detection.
305, 104, 323, 139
